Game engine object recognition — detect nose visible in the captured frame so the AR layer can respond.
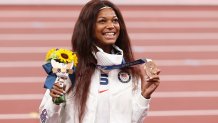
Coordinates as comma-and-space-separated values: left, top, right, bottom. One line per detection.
106, 21, 115, 29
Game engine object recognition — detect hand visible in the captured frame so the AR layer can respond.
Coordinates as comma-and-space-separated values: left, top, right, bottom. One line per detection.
141, 62, 160, 99
49, 82, 66, 100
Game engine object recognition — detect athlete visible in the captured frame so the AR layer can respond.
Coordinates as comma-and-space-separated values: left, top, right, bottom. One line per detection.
39, 0, 160, 123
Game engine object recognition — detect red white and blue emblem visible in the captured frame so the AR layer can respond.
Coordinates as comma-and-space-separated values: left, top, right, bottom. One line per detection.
118, 71, 131, 83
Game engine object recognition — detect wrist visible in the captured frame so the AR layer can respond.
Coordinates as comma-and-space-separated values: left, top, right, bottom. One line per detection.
141, 92, 151, 99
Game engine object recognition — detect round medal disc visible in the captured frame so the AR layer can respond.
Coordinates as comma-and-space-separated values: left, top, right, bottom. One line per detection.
144, 60, 159, 78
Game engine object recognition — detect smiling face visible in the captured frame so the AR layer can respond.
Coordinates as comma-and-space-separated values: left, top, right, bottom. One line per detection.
94, 8, 120, 52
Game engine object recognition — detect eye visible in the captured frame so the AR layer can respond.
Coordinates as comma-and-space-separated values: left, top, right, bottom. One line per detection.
66, 69, 69, 73
113, 18, 119, 23
97, 19, 106, 24
57, 68, 61, 73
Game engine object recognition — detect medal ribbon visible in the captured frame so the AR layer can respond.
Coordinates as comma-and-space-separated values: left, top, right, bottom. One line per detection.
97, 58, 147, 71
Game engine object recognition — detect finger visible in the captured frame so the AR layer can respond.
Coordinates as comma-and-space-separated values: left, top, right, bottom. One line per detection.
54, 82, 65, 90
146, 78, 160, 88
53, 83, 66, 93
140, 65, 147, 91
147, 80, 159, 83
142, 78, 154, 91
156, 69, 161, 75
147, 83, 159, 93
142, 76, 159, 90
52, 87, 64, 95
147, 76, 160, 82
50, 90, 60, 98
141, 83, 159, 98
53, 85, 64, 92
50, 91, 60, 98
50, 85, 65, 98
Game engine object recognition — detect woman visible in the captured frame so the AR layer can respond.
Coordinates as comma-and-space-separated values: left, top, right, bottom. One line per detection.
39, 0, 160, 123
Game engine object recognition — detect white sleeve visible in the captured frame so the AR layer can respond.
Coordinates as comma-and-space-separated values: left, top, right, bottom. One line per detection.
132, 79, 151, 123
39, 76, 72, 123
39, 89, 64, 123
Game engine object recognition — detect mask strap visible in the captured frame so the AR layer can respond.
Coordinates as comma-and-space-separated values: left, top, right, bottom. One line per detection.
92, 45, 102, 59
95, 46, 104, 52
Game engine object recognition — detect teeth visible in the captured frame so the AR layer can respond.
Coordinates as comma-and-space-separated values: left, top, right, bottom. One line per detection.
105, 32, 115, 36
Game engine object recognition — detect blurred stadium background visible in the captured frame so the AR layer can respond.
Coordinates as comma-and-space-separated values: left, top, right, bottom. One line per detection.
0, 0, 218, 123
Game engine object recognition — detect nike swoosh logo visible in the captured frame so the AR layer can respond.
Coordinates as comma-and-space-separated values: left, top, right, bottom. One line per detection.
99, 89, 109, 93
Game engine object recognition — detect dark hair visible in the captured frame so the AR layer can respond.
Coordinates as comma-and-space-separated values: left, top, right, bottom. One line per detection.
71, 0, 141, 122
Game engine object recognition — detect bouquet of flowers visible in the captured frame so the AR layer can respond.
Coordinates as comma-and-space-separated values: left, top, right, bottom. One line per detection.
42, 48, 78, 104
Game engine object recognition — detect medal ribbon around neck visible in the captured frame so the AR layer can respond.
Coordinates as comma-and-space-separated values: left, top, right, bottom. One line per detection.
97, 58, 147, 71
97, 58, 159, 78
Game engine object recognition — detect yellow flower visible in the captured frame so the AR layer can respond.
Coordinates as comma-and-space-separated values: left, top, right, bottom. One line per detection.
45, 48, 78, 66
72, 52, 78, 66
56, 48, 74, 64
45, 48, 56, 61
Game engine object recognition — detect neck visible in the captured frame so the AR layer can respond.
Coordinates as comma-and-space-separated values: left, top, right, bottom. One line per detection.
96, 43, 113, 54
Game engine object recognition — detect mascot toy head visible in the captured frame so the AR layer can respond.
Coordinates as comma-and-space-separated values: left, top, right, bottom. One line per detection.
51, 59, 74, 79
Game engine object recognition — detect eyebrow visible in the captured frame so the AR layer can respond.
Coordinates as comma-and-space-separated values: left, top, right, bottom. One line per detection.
97, 16, 118, 19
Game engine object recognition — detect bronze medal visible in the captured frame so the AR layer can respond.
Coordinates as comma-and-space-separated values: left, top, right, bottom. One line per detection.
144, 60, 159, 78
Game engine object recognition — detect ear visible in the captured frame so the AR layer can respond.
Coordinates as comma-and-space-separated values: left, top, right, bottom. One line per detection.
51, 59, 58, 67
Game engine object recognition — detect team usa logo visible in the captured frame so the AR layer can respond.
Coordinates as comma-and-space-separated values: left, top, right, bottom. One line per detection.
118, 71, 131, 83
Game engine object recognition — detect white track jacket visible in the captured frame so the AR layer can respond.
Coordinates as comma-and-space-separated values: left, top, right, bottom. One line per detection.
39, 45, 150, 123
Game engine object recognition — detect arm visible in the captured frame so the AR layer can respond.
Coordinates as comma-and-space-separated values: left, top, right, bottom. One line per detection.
132, 63, 160, 123
39, 78, 72, 123
39, 89, 64, 123
132, 79, 150, 123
